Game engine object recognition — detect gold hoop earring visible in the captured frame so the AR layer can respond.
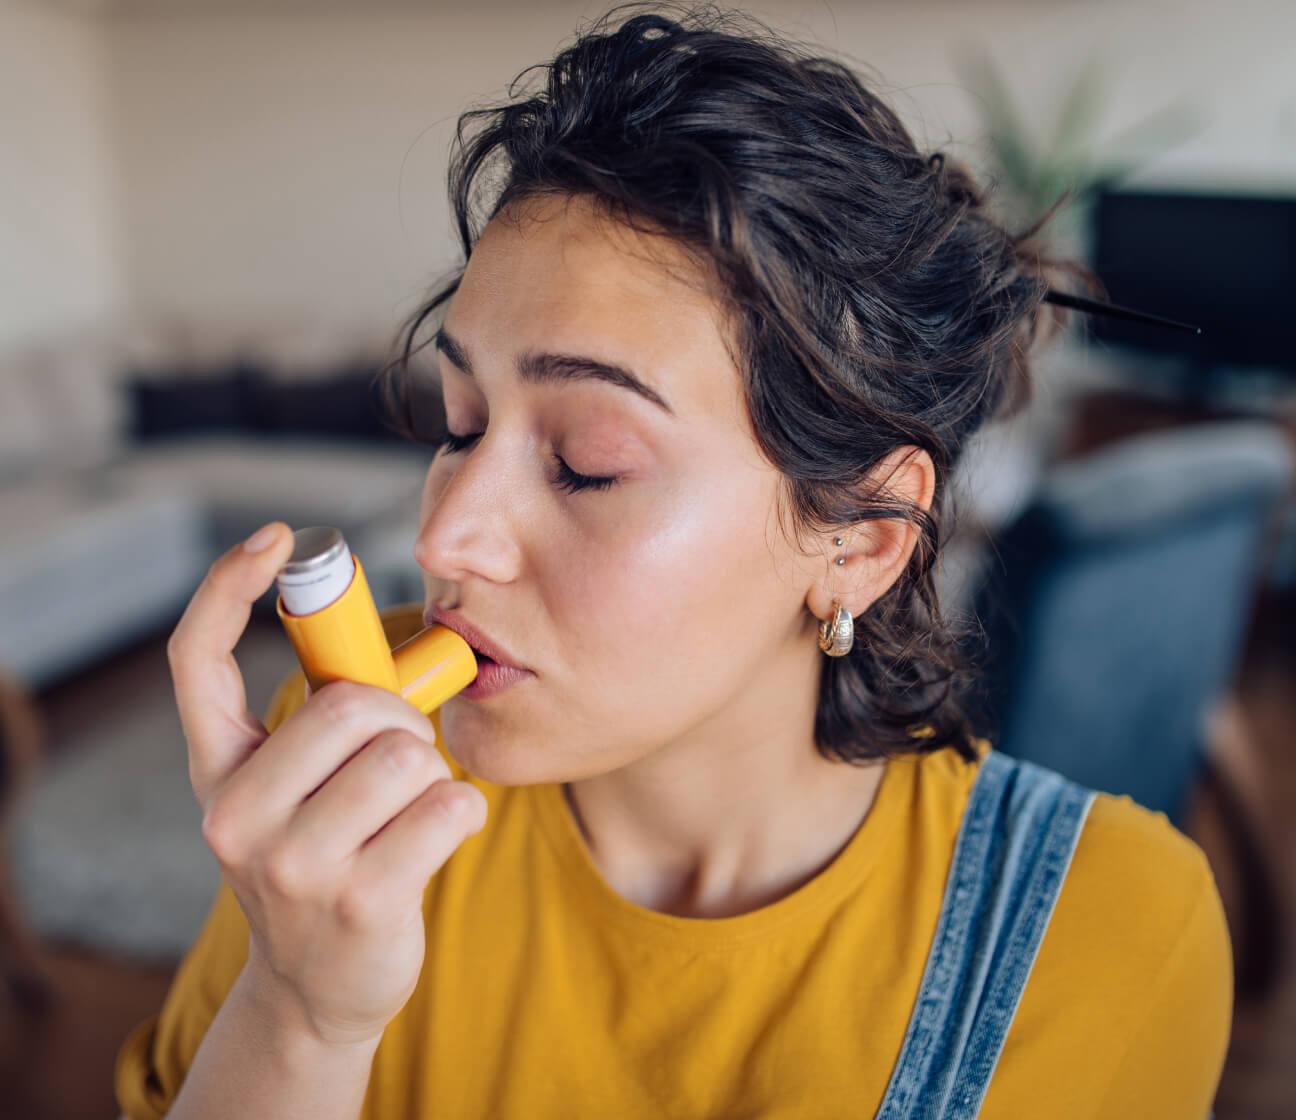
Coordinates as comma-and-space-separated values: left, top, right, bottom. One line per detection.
818, 599, 855, 657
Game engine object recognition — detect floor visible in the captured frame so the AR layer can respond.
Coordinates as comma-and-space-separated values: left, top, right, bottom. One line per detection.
0, 605, 297, 1120
2, 585, 1295, 1120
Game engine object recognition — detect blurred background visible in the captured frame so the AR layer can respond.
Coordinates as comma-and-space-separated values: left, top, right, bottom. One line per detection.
1, 0, 1293, 1116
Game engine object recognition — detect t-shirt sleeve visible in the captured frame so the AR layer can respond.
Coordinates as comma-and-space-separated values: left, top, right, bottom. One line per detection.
112, 878, 253, 1119
1089, 851, 1234, 1118
113, 667, 306, 1120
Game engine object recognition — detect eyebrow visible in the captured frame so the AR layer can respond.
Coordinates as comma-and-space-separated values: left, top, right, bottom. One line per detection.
433, 325, 675, 417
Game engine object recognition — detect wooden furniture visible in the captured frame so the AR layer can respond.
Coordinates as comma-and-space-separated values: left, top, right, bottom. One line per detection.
0, 670, 56, 1022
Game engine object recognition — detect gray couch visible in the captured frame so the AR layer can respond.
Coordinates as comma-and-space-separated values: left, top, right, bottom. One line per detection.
0, 316, 433, 690
1, 315, 439, 966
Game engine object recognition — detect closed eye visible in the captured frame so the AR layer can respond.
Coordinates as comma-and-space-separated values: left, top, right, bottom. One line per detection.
440, 430, 620, 494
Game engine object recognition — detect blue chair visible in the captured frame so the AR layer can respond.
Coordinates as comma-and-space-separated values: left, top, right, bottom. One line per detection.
965, 418, 1294, 827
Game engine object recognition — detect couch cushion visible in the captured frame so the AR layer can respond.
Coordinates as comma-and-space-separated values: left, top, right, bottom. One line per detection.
101, 433, 430, 549
0, 479, 209, 688
125, 366, 258, 441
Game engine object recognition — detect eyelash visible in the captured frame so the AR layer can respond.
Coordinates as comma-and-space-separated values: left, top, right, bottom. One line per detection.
439, 430, 620, 494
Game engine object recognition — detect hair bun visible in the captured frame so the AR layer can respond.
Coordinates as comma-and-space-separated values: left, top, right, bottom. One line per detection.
924, 146, 1102, 423
926, 147, 987, 213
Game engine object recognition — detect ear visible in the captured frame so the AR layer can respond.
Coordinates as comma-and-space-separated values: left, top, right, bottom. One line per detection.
805, 445, 937, 625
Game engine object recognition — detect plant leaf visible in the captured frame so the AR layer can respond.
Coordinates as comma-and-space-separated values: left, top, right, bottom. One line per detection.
954, 45, 1038, 194
1046, 52, 1107, 169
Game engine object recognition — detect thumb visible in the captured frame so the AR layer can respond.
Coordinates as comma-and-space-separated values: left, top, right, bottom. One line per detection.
168, 521, 295, 805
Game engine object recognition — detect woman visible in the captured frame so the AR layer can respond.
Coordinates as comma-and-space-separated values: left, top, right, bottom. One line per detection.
115, 4, 1232, 1117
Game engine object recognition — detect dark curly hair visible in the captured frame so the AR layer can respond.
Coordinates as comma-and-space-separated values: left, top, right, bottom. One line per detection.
376, 0, 1099, 767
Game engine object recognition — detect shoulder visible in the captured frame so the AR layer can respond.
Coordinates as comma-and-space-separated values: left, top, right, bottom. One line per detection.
944, 747, 1225, 953
1064, 788, 1228, 962
916, 744, 1222, 931
1036, 772, 1233, 998
1064, 788, 1232, 1029
998, 776, 1233, 1113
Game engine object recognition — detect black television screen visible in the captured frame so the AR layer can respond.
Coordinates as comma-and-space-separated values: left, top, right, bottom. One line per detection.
1089, 187, 1296, 370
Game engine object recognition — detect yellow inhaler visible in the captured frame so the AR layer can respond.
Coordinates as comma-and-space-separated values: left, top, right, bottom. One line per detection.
274, 526, 477, 714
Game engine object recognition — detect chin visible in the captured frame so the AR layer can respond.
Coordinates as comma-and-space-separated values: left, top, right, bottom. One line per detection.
441, 730, 557, 787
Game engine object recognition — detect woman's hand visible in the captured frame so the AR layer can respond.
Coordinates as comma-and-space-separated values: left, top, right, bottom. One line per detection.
166, 521, 487, 1048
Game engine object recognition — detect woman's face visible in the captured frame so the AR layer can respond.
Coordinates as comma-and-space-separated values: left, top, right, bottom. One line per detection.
415, 193, 838, 785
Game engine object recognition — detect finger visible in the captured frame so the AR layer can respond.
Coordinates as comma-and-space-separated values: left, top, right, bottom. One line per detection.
349, 779, 486, 906
282, 728, 452, 867
212, 681, 439, 852
168, 521, 295, 803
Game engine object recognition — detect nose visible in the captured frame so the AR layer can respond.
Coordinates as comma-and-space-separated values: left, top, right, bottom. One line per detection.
427, 576, 461, 611
413, 443, 522, 589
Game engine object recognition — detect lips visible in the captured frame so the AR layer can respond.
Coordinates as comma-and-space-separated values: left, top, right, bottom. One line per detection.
424, 605, 529, 671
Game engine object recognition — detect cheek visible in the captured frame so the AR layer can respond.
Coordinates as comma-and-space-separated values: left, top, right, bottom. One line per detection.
553, 480, 761, 680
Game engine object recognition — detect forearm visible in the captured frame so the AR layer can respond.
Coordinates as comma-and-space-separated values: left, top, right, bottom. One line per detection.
167, 963, 380, 1120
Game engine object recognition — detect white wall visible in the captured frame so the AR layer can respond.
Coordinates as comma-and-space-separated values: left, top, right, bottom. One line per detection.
8, 0, 1296, 346
0, 0, 124, 351
103, 6, 557, 338
101, 0, 1296, 337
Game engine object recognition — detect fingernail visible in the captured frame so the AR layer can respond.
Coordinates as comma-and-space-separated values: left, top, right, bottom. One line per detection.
243, 523, 280, 553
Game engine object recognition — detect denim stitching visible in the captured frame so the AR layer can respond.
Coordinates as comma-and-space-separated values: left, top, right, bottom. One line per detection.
875, 753, 1093, 1119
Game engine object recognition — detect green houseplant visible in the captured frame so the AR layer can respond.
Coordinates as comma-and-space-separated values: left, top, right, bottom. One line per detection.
955, 46, 1201, 260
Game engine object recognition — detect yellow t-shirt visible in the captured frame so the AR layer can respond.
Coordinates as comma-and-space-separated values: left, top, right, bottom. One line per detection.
115, 603, 1232, 1119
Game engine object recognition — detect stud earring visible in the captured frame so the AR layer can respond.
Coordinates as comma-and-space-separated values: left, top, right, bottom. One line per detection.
820, 537, 853, 653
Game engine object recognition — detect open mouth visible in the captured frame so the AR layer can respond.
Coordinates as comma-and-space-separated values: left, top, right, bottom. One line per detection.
460, 648, 532, 699
465, 641, 499, 666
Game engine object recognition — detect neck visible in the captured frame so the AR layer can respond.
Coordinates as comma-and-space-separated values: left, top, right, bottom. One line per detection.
560, 637, 887, 920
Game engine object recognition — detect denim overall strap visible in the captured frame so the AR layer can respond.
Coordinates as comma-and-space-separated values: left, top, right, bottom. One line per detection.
875, 750, 1096, 1119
